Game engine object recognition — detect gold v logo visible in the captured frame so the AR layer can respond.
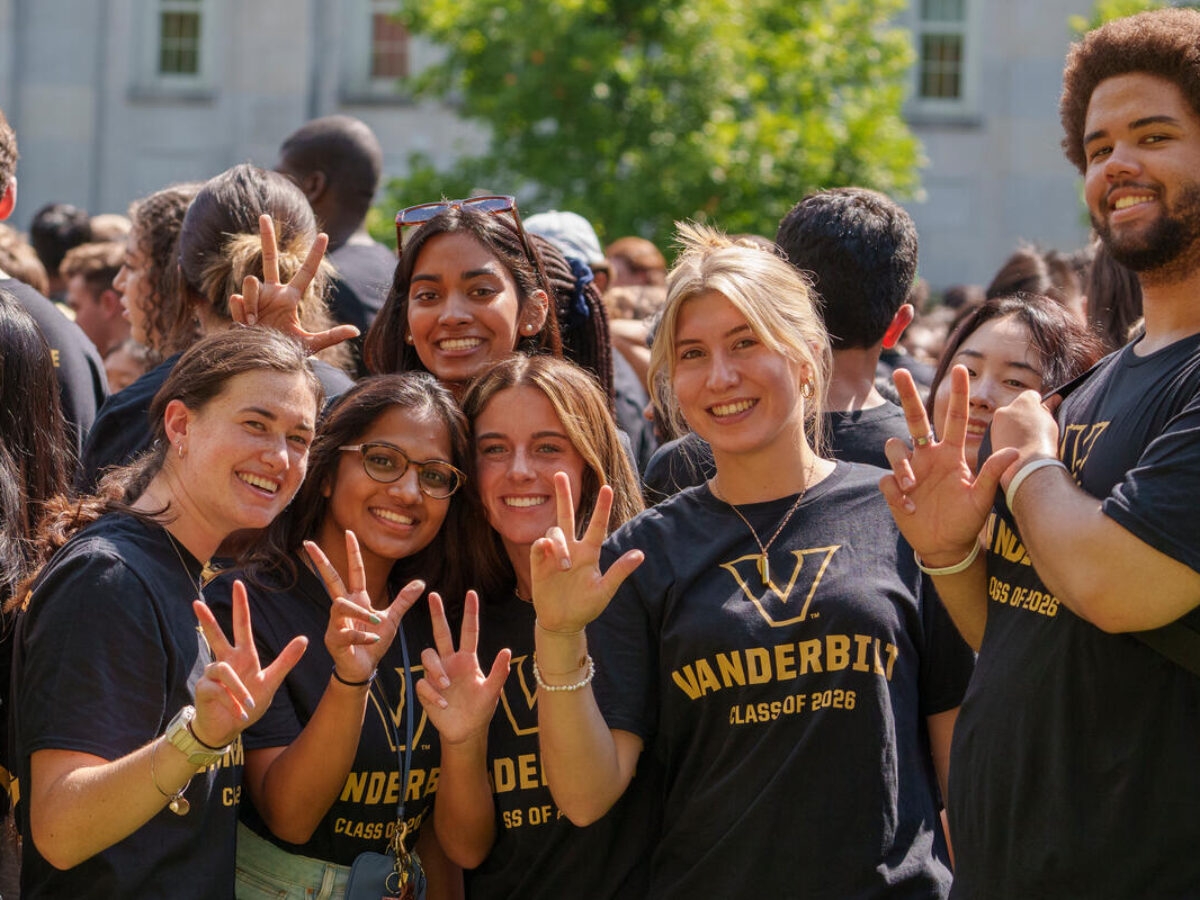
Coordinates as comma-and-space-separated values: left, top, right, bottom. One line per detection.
1060, 422, 1109, 478
370, 663, 430, 752
498, 655, 539, 737
721, 545, 841, 628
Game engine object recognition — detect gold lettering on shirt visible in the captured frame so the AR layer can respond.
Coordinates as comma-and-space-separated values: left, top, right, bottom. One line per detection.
1060, 421, 1109, 477
721, 544, 842, 628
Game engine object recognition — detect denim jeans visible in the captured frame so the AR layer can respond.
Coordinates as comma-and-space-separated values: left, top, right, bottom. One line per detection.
235, 822, 351, 900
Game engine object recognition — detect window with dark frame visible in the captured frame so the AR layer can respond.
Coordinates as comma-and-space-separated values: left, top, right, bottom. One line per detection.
158, 0, 203, 76
370, 4, 409, 80
916, 0, 965, 101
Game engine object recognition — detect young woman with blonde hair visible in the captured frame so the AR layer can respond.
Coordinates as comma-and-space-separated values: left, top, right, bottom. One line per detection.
530, 224, 975, 899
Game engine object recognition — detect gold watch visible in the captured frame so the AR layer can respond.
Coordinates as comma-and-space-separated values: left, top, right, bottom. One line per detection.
164, 705, 231, 768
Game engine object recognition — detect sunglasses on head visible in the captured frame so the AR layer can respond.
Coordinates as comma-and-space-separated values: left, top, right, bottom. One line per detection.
339, 441, 466, 500
395, 195, 524, 249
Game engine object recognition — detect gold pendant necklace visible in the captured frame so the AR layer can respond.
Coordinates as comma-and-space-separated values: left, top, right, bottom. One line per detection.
711, 464, 813, 584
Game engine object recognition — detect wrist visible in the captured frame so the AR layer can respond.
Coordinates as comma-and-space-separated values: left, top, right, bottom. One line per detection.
999, 451, 1059, 491
534, 622, 588, 673
916, 545, 980, 571
1004, 457, 1069, 511
331, 666, 375, 689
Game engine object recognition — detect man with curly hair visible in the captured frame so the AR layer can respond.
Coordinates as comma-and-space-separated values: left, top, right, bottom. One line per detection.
882, 9, 1200, 897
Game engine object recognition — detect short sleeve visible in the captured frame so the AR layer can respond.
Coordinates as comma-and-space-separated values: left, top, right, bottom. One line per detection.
590, 539, 661, 741
17, 552, 170, 761
1103, 392, 1200, 575
918, 575, 976, 717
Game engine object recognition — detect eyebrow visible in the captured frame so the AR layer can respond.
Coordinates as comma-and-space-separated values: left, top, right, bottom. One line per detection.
475, 429, 570, 442
411, 267, 500, 283
1083, 114, 1183, 146
955, 348, 1039, 374
676, 323, 752, 346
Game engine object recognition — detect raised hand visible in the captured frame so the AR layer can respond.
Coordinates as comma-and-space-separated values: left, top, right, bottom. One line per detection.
878, 367, 1019, 565
228, 214, 360, 353
191, 582, 308, 748
416, 591, 511, 746
530, 472, 644, 635
304, 532, 423, 685
991, 390, 1062, 485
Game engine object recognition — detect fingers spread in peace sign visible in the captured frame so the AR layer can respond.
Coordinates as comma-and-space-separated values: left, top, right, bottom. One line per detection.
192, 583, 308, 748
416, 590, 511, 746
530, 472, 644, 636
304, 531, 423, 685
228, 214, 360, 354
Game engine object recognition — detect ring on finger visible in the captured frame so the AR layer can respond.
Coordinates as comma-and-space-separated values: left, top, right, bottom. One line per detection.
912, 432, 934, 448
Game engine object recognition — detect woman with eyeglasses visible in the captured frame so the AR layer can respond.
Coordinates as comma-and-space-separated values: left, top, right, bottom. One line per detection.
207, 374, 472, 900
414, 354, 658, 899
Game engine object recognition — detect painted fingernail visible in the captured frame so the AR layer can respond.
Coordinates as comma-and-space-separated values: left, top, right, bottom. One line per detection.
241, 709, 250, 721
369, 614, 382, 625
902, 476, 915, 490
371, 634, 382, 643
903, 498, 916, 513
245, 696, 256, 711
560, 558, 571, 571
440, 676, 451, 688
438, 697, 448, 709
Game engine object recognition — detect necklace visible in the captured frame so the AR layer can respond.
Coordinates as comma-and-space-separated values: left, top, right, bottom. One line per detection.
164, 528, 205, 603
711, 464, 813, 584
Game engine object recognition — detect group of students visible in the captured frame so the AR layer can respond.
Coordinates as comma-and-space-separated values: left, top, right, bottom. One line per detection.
3, 7, 1200, 900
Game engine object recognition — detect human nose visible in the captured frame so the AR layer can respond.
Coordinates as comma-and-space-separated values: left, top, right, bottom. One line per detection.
970, 375, 999, 410
387, 464, 423, 502
1102, 141, 1142, 182
507, 445, 536, 481
705, 350, 738, 391
113, 265, 128, 292
261, 434, 290, 470
438, 291, 473, 325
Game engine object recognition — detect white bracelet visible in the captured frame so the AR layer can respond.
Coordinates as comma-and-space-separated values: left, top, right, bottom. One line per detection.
1005, 458, 1068, 511
531, 654, 595, 693
914, 541, 980, 576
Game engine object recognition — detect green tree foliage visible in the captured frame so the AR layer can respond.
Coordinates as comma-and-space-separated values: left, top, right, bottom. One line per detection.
376, 0, 923, 248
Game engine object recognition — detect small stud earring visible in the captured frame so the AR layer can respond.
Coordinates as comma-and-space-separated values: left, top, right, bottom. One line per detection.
404, 332, 414, 345
176, 442, 185, 459
523, 322, 536, 334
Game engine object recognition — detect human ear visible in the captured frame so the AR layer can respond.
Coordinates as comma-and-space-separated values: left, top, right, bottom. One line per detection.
882, 304, 915, 350
0, 179, 16, 221
162, 399, 193, 454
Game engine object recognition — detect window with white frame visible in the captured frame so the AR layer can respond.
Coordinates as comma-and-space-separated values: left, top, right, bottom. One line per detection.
908, 0, 977, 118
132, 0, 216, 96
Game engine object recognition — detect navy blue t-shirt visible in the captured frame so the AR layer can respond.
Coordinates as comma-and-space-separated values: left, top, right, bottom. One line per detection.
593, 463, 974, 899
11, 514, 241, 899
950, 334, 1200, 899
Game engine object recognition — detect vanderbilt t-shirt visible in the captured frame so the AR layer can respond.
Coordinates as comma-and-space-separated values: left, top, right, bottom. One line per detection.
592, 463, 973, 899
12, 514, 240, 899
208, 564, 440, 865
950, 334, 1200, 899
464, 588, 656, 900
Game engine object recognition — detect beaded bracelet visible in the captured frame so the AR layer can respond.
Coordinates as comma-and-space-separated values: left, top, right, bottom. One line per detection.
914, 541, 980, 576
332, 667, 376, 687
1005, 458, 1069, 511
531, 654, 596, 693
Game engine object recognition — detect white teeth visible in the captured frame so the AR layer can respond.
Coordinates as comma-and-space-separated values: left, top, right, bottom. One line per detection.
711, 399, 755, 416
239, 473, 279, 493
1113, 195, 1154, 210
966, 424, 987, 435
439, 338, 483, 351
373, 508, 414, 525
504, 496, 548, 508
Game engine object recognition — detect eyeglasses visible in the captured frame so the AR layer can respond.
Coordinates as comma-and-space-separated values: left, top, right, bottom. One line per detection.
339, 442, 466, 499
395, 195, 526, 249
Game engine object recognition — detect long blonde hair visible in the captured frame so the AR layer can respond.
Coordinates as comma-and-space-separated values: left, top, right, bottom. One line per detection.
648, 222, 832, 453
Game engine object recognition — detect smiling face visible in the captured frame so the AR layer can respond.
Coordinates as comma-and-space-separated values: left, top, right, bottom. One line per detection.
473, 385, 586, 561
114, 227, 155, 346
407, 231, 541, 385
1083, 72, 1200, 275
932, 314, 1042, 471
670, 290, 808, 462
172, 369, 318, 542
316, 405, 453, 571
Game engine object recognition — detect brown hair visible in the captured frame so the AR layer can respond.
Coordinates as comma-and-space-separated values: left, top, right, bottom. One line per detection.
0, 108, 16, 193
459, 355, 643, 597
1060, 8, 1200, 173
60, 241, 124, 298
128, 182, 202, 358
0, 224, 49, 295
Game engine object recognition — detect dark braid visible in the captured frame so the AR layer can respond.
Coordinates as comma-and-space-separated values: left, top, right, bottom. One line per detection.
528, 234, 614, 407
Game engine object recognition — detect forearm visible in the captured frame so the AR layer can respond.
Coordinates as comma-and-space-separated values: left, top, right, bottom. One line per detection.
252, 676, 370, 843
417, 823, 464, 900
924, 552, 988, 651
1011, 466, 1200, 631
432, 736, 497, 868
29, 740, 203, 870
534, 627, 634, 826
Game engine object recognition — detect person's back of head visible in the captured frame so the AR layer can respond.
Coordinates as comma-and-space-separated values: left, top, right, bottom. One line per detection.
88, 213, 132, 243
0, 223, 49, 294
0, 108, 16, 202
277, 114, 383, 236
775, 187, 918, 350
606, 236, 667, 287
30, 203, 91, 286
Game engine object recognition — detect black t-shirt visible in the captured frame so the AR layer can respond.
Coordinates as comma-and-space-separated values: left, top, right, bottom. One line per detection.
611, 350, 657, 474
643, 403, 907, 502
78, 352, 352, 492
464, 588, 655, 900
11, 514, 241, 899
950, 335, 1200, 899
328, 237, 397, 377
207, 564, 440, 866
3, 277, 107, 460
592, 463, 974, 899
